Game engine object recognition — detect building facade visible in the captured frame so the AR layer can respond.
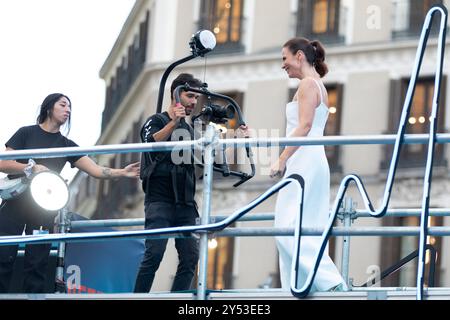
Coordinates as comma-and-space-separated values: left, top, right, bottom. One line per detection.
69, 0, 450, 291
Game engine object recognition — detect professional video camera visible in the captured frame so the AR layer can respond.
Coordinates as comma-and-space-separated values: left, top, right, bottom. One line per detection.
196, 103, 235, 124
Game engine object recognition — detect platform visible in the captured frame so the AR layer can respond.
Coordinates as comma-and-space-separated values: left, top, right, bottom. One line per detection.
1, 287, 450, 300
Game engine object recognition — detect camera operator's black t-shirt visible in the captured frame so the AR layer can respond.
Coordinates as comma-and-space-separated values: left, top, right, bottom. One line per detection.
5, 125, 83, 179
142, 112, 195, 204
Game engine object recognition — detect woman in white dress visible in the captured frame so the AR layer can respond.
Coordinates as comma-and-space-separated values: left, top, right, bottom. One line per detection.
270, 37, 347, 292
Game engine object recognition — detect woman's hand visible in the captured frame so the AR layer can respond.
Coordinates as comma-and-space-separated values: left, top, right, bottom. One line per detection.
32, 164, 50, 174
122, 162, 140, 178
270, 158, 286, 178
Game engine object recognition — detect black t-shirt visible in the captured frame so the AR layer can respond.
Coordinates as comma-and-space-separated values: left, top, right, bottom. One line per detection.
0, 125, 83, 227
142, 112, 196, 204
6, 125, 82, 179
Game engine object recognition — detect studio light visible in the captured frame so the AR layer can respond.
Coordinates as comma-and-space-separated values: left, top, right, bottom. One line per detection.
29, 171, 69, 211
189, 30, 217, 56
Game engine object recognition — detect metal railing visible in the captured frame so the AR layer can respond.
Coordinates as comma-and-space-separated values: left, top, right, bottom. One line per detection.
2, 134, 450, 299
67, 205, 446, 290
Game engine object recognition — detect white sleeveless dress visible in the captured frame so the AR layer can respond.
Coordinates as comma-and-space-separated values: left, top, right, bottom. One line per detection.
274, 79, 344, 291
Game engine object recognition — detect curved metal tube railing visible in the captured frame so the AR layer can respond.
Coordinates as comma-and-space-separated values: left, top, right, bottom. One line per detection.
0, 176, 302, 246
290, 5, 447, 300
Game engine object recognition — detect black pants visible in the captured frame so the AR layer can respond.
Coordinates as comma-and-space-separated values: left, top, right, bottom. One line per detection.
134, 201, 199, 293
0, 207, 53, 293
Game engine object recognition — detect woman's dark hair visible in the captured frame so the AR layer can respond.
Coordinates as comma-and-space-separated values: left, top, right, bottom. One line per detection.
36, 93, 72, 134
170, 73, 203, 98
283, 37, 328, 77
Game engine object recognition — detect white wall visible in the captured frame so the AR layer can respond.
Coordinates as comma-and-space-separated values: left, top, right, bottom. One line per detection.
351, 0, 392, 44
341, 71, 390, 175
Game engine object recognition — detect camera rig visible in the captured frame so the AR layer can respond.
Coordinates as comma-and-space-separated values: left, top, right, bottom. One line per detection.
155, 30, 254, 187
174, 83, 255, 187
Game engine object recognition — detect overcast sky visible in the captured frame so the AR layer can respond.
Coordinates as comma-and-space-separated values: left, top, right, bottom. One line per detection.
0, 0, 135, 180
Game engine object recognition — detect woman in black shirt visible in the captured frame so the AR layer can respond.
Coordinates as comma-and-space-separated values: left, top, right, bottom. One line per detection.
0, 93, 139, 293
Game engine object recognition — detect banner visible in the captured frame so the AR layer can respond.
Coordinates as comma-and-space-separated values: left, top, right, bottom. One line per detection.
64, 213, 145, 293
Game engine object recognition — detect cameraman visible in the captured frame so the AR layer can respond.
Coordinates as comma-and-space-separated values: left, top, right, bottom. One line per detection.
134, 73, 203, 292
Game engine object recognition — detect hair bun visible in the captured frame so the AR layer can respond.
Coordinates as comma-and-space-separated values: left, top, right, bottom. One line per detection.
310, 40, 324, 62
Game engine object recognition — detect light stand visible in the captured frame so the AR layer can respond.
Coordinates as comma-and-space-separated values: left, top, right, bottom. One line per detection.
29, 170, 70, 293
155, 30, 216, 114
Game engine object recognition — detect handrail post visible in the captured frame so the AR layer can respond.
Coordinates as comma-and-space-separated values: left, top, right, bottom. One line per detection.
55, 207, 69, 293
339, 197, 355, 289
196, 123, 219, 300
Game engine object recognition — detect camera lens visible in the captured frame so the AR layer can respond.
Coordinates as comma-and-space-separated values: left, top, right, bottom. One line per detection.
225, 105, 235, 119
198, 103, 236, 123
210, 104, 235, 119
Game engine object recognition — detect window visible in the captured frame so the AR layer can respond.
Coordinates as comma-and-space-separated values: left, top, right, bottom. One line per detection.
102, 11, 150, 133
409, 0, 442, 33
297, 0, 343, 43
207, 236, 235, 289
191, 234, 235, 290
199, 0, 244, 52
324, 84, 343, 171
380, 215, 442, 287
383, 77, 446, 169
392, 0, 442, 38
